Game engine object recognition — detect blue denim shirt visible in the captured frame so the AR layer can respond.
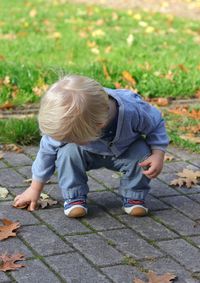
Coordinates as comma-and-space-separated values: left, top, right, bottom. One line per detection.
32, 88, 169, 182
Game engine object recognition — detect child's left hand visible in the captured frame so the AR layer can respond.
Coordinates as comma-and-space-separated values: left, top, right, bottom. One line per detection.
138, 150, 165, 179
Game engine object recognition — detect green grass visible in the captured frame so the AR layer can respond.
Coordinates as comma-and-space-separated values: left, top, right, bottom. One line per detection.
163, 106, 200, 153
0, 0, 200, 151
0, 0, 200, 106
0, 118, 40, 145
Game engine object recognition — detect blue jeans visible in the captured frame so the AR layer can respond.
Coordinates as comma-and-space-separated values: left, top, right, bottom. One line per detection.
56, 138, 151, 201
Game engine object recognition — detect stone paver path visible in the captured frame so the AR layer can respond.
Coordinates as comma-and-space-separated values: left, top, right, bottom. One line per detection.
0, 145, 200, 282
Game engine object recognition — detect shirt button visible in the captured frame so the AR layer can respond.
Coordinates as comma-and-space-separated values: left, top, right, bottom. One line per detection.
109, 142, 113, 147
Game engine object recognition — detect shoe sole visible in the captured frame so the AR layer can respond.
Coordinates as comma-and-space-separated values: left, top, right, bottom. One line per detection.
124, 205, 148, 217
66, 207, 87, 218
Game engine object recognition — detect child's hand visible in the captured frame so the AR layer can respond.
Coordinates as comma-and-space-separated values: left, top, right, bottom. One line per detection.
13, 181, 44, 211
139, 150, 165, 179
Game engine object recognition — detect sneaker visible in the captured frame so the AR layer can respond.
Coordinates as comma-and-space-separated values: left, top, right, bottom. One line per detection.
123, 198, 148, 217
64, 199, 88, 218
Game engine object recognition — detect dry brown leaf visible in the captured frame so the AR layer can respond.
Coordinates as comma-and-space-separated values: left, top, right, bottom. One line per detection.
180, 134, 200, 144
38, 199, 58, 209
122, 71, 136, 86
154, 98, 169, 106
2, 144, 23, 153
0, 253, 25, 272
170, 169, 200, 188
133, 270, 176, 283
114, 82, 122, 89
0, 101, 14, 110
164, 154, 174, 162
0, 151, 4, 159
102, 64, 111, 81
0, 218, 21, 241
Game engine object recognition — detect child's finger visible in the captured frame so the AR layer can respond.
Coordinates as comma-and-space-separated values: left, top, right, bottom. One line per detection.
139, 160, 150, 167
13, 195, 21, 203
28, 201, 37, 211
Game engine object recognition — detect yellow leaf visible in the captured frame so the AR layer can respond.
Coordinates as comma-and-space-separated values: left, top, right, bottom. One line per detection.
122, 71, 136, 86
29, 9, 37, 18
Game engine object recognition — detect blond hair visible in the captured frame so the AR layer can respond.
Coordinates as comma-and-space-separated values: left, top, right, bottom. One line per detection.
38, 75, 109, 143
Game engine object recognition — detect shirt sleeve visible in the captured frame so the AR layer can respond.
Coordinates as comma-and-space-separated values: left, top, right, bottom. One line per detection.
132, 100, 170, 152
32, 135, 65, 183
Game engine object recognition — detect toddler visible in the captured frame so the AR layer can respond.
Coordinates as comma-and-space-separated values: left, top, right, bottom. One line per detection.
14, 75, 169, 218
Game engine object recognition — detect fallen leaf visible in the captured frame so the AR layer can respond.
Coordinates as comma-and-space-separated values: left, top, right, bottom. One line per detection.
29, 9, 37, 18
180, 134, 200, 144
0, 101, 14, 110
194, 219, 200, 228
0, 187, 9, 199
0, 219, 21, 241
38, 199, 58, 209
164, 154, 174, 162
170, 169, 200, 188
2, 144, 23, 153
0, 253, 25, 272
133, 270, 176, 283
0, 151, 4, 159
102, 64, 111, 80
127, 34, 135, 46
122, 71, 136, 86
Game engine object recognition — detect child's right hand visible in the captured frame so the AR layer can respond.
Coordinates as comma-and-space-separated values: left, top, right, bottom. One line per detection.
13, 182, 44, 211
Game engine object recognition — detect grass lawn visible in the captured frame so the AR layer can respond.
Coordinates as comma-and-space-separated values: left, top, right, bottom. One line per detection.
0, 0, 200, 152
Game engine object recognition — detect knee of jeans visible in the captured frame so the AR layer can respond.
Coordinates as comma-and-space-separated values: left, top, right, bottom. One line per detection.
57, 143, 82, 161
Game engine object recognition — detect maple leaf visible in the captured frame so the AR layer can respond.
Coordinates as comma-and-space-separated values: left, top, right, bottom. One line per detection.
0, 218, 21, 241
133, 270, 176, 283
170, 169, 200, 188
0, 253, 25, 272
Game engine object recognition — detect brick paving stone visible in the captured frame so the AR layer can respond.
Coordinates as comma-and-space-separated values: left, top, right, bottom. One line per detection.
89, 168, 119, 189
23, 146, 38, 158
145, 194, 169, 211
11, 259, 61, 283
101, 228, 163, 259
0, 237, 33, 258
87, 176, 107, 192
188, 193, 200, 204
160, 195, 200, 220
150, 178, 180, 197
0, 160, 7, 168
162, 161, 194, 174
16, 166, 58, 183
85, 204, 124, 230
66, 234, 123, 266
0, 168, 25, 187
157, 239, 200, 272
88, 191, 124, 215
119, 214, 177, 240
189, 159, 200, 168
142, 257, 199, 283
3, 152, 33, 167
189, 236, 200, 248
45, 253, 110, 283
0, 201, 39, 225
167, 146, 200, 161
35, 207, 90, 235
0, 273, 11, 283
154, 209, 200, 236
19, 225, 73, 256
101, 265, 146, 283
